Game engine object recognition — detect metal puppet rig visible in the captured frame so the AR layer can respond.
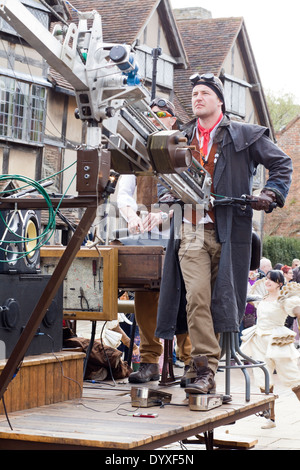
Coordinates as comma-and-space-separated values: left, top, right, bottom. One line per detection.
0, 1, 274, 402
0, 0, 213, 400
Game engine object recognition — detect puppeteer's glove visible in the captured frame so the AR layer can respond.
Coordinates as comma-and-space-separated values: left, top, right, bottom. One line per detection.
250, 189, 277, 212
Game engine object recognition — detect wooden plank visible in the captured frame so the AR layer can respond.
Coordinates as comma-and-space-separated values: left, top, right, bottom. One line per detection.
63, 310, 107, 321
45, 361, 54, 405
20, 366, 30, 411
29, 363, 38, 409
184, 432, 258, 449
37, 363, 46, 408
62, 359, 70, 400
40, 246, 115, 258
0, 352, 85, 414
0, 381, 276, 450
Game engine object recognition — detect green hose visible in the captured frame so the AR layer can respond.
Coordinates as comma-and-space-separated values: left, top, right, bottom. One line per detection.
0, 171, 76, 262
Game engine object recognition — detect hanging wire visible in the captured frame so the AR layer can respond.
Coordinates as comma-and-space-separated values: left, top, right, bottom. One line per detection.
0, 1, 101, 264
0, 171, 76, 262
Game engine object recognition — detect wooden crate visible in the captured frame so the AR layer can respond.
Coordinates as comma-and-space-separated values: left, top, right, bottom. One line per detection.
40, 246, 118, 321
0, 351, 85, 414
117, 245, 165, 290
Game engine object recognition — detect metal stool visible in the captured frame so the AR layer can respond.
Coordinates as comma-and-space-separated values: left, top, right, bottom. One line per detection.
219, 332, 270, 401
159, 339, 178, 385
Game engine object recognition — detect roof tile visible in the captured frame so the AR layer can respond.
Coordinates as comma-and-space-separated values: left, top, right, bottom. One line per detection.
49, 0, 158, 91
174, 16, 242, 118
48, 4, 243, 122
68, 0, 157, 44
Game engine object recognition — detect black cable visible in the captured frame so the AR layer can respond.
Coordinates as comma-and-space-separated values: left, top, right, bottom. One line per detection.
1, 396, 13, 430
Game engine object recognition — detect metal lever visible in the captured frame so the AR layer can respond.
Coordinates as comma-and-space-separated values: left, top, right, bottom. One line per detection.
213, 194, 277, 212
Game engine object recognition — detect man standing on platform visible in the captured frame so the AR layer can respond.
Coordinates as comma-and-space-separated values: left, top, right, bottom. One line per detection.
155, 73, 293, 395
117, 97, 191, 383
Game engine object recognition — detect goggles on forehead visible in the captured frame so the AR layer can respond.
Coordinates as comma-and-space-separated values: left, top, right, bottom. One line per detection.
147, 111, 173, 118
150, 98, 175, 116
189, 72, 215, 86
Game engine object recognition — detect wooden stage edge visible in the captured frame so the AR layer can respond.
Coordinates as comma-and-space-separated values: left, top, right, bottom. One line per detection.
0, 378, 276, 451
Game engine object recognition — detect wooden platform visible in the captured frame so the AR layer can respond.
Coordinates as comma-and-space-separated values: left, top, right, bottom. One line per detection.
0, 351, 85, 415
0, 380, 276, 450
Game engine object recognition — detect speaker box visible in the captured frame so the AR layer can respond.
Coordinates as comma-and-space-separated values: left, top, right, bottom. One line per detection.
0, 274, 63, 359
0, 209, 41, 274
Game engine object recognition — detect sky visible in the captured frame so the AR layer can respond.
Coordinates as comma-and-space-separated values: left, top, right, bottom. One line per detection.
170, 0, 300, 104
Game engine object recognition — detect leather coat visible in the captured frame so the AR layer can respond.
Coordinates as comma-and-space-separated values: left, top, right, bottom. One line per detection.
155, 115, 293, 337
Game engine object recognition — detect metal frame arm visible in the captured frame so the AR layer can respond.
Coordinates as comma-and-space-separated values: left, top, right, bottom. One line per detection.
0, 0, 88, 90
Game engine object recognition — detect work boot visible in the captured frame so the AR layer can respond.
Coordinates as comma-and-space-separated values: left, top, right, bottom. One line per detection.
292, 384, 300, 401
128, 363, 160, 383
184, 356, 216, 394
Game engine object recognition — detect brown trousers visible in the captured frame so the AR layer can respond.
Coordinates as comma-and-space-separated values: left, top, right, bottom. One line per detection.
134, 291, 163, 363
134, 291, 191, 364
176, 333, 192, 365
178, 225, 221, 373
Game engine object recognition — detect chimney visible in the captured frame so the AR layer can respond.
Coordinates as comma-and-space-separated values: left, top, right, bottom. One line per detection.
173, 7, 212, 20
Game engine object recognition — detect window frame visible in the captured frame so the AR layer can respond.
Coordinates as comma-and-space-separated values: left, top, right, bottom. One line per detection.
135, 45, 175, 90
223, 74, 252, 119
0, 75, 47, 145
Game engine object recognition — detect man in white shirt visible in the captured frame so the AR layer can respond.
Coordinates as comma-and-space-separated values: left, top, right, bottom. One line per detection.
117, 98, 191, 383
117, 98, 176, 237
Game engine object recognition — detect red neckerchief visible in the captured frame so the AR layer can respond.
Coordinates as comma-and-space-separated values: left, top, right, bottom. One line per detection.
197, 113, 223, 162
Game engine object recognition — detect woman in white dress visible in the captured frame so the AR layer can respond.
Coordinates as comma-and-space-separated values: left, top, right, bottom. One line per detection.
241, 270, 300, 427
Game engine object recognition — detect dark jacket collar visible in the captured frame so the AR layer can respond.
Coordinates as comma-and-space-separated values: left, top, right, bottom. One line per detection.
180, 115, 270, 152
225, 120, 269, 152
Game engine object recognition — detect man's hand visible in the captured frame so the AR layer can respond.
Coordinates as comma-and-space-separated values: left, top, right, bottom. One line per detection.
142, 212, 163, 231
123, 208, 169, 234
127, 214, 144, 234
250, 189, 277, 212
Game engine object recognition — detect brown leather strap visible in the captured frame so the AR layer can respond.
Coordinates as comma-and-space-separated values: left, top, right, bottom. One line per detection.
188, 142, 218, 225
136, 175, 158, 211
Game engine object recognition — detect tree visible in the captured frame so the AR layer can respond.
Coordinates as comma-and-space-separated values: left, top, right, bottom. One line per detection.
263, 236, 300, 266
266, 90, 300, 132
